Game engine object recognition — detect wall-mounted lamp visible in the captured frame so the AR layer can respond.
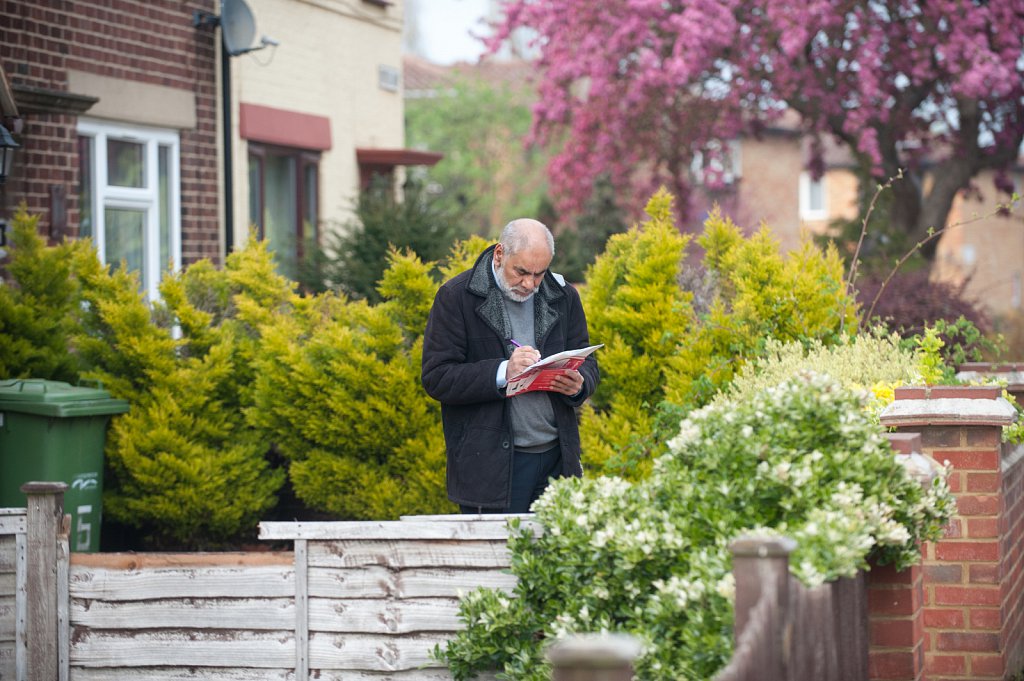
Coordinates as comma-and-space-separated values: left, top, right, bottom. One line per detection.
0, 123, 19, 185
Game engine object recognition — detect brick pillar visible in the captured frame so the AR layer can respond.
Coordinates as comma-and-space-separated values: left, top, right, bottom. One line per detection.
868, 561, 925, 680
879, 385, 1019, 680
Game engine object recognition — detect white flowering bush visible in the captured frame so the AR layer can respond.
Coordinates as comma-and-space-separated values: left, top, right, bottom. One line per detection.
436, 372, 954, 681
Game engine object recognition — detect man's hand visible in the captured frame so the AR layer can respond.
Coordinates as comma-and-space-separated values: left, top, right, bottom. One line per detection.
506, 345, 541, 380
549, 369, 584, 396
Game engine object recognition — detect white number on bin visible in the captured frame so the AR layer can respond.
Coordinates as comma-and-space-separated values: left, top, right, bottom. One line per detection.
75, 504, 93, 551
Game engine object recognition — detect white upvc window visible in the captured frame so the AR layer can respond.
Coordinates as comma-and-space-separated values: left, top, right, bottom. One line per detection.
77, 119, 181, 301
799, 172, 827, 220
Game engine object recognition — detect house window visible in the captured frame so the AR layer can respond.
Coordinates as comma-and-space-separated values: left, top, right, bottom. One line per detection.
77, 119, 181, 301
799, 172, 827, 220
690, 139, 742, 187
247, 144, 319, 278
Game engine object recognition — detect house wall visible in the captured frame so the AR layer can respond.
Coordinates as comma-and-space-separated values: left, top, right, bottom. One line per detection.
933, 169, 1024, 319
732, 129, 1022, 320
235, 0, 406, 242
0, 0, 221, 264
734, 134, 804, 250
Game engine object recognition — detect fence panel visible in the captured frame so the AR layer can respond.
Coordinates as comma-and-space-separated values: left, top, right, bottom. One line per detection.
260, 515, 519, 679
0, 509, 25, 681
5, 506, 867, 681
67, 552, 295, 679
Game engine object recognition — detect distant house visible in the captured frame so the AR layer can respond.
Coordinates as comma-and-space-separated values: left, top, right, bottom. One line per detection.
0, 0, 439, 293
736, 130, 1024, 319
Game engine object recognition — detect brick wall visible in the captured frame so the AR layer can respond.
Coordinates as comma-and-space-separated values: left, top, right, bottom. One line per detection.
0, 0, 221, 264
871, 386, 1023, 680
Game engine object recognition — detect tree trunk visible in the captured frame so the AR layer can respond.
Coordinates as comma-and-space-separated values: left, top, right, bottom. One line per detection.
889, 97, 1023, 262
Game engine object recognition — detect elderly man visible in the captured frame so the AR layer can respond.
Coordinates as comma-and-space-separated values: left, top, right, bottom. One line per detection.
421, 218, 600, 513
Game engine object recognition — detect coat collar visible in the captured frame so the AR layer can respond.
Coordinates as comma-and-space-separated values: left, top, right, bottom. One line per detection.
468, 244, 565, 348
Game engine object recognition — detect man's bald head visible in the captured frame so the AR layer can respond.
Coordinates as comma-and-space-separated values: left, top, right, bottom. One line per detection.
499, 219, 555, 257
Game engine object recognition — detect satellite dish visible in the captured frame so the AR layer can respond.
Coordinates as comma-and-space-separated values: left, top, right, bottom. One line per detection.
220, 0, 257, 56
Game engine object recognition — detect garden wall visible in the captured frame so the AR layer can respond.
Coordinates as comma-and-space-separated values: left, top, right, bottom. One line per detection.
877, 385, 1024, 680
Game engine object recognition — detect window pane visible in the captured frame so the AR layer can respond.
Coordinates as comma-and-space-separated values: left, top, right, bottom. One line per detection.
265, 153, 297, 270
107, 139, 145, 188
78, 136, 94, 239
105, 208, 147, 281
248, 155, 264, 233
808, 178, 824, 212
158, 145, 171, 272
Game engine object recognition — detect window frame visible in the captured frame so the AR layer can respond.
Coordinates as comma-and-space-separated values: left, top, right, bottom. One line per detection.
77, 118, 181, 301
799, 171, 828, 221
247, 143, 320, 263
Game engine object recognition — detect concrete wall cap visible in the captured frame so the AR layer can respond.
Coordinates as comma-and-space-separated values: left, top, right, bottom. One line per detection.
880, 396, 1017, 427
956, 369, 1024, 389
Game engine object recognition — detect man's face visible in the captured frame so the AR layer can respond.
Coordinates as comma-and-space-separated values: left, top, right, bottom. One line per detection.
494, 243, 552, 302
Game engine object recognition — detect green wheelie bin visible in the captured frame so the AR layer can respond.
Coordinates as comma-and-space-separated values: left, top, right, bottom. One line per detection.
0, 379, 129, 552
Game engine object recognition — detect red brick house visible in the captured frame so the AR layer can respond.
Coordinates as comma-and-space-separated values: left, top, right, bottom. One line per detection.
1, 0, 433, 296
0, 1, 220, 299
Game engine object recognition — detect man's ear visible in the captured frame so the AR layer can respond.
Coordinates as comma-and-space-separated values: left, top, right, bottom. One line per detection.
493, 243, 503, 266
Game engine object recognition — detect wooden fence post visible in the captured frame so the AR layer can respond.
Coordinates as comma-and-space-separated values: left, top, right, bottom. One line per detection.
547, 633, 641, 681
714, 535, 796, 681
20, 481, 67, 681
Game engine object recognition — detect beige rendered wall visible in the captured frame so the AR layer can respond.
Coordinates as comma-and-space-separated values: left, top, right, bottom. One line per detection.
231, 0, 405, 242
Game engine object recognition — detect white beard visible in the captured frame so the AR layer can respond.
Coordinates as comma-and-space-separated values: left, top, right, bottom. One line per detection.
495, 265, 536, 302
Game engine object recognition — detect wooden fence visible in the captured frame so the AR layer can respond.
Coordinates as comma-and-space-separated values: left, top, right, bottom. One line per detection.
0, 507, 23, 680
0, 485, 865, 681
714, 536, 868, 681
1, 482, 70, 681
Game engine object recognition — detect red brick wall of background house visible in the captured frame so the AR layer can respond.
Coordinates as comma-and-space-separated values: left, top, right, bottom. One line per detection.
0, 0, 221, 265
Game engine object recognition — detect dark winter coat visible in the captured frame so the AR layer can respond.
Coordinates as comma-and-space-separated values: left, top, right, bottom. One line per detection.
421, 245, 600, 508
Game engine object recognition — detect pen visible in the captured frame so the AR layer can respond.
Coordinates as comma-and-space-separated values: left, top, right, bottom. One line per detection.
508, 338, 523, 348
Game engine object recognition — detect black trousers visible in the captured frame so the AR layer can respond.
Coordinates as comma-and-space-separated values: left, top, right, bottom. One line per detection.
460, 443, 562, 514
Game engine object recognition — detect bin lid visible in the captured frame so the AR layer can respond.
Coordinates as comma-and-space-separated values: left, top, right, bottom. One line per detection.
0, 379, 130, 417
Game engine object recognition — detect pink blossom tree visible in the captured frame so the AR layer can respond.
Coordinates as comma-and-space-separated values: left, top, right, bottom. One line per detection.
489, 0, 1024, 257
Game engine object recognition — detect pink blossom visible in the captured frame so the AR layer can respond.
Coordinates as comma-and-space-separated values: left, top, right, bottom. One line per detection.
491, 0, 1024, 224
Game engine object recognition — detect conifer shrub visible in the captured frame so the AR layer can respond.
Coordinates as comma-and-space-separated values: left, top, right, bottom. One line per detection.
0, 206, 89, 382
577, 190, 694, 478
74, 236, 288, 548
247, 249, 455, 519
300, 178, 468, 301
667, 208, 857, 406
578, 191, 857, 478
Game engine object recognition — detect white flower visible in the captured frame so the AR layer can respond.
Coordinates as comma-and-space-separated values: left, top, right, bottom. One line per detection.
774, 461, 791, 481
715, 573, 736, 601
